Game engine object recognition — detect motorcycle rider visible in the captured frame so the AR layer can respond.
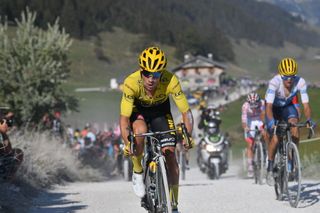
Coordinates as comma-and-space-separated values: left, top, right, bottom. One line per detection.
197, 116, 229, 178
241, 92, 267, 178
198, 105, 221, 130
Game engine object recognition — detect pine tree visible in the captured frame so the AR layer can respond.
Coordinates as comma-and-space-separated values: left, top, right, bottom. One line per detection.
0, 8, 78, 126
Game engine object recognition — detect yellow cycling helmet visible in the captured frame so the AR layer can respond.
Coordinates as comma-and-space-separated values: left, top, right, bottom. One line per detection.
139, 46, 167, 72
278, 58, 297, 76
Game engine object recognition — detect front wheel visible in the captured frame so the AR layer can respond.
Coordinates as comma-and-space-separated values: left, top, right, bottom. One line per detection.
157, 157, 172, 213
274, 152, 285, 201
253, 142, 264, 185
286, 142, 301, 208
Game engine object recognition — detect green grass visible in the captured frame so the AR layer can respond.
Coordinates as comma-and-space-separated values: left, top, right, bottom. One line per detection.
67, 27, 180, 88
230, 39, 320, 81
65, 90, 122, 129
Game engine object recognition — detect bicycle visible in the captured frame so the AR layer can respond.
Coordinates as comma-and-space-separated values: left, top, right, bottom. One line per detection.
272, 121, 314, 208
129, 123, 191, 213
249, 126, 266, 185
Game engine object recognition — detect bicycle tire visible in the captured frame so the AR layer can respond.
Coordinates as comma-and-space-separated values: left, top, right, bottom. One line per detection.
253, 142, 264, 185
180, 151, 186, 180
144, 166, 156, 213
286, 142, 301, 208
157, 156, 172, 213
274, 152, 285, 201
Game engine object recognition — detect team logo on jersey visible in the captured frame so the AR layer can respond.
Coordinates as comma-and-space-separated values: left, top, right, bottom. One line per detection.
155, 94, 166, 99
174, 90, 183, 97
124, 93, 134, 101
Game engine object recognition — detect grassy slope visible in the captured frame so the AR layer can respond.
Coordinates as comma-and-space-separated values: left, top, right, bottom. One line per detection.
229, 40, 320, 81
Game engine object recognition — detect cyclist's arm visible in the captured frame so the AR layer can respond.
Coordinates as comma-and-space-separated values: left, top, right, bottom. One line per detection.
298, 78, 312, 121
302, 103, 312, 121
120, 115, 131, 146
241, 103, 248, 130
119, 77, 136, 146
169, 75, 192, 134
182, 109, 193, 135
260, 100, 266, 123
265, 103, 274, 122
265, 80, 277, 122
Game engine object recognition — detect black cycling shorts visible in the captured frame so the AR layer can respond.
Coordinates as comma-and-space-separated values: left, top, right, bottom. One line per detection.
130, 111, 177, 148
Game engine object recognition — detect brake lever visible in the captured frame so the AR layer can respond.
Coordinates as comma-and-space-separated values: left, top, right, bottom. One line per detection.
307, 126, 314, 139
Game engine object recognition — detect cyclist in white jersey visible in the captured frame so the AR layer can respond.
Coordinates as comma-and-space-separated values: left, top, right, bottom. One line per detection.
264, 58, 315, 186
241, 92, 267, 177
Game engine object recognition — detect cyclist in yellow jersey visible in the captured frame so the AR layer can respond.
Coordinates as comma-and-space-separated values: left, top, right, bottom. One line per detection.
120, 46, 194, 212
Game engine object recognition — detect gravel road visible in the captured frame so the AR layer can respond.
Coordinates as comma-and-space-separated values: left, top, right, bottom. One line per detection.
28, 159, 320, 213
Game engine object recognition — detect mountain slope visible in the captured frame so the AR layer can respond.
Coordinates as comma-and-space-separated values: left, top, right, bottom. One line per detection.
2, 0, 320, 62
257, 0, 320, 26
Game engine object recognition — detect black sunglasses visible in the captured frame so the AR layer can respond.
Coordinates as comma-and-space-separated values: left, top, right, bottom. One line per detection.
141, 70, 162, 79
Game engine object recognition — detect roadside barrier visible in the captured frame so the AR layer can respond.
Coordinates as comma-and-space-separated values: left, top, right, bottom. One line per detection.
300, 137, 320, 144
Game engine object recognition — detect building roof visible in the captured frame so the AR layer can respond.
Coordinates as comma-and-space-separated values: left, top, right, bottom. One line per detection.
171, 55, 227, 72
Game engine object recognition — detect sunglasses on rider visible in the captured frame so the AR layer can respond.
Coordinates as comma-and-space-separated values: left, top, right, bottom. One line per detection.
141, 70, 162, 79
281, 75, 296, 81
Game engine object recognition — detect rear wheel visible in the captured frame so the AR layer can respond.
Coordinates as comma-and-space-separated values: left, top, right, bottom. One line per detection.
157, 157, 172, 213
286, 142, 301, 208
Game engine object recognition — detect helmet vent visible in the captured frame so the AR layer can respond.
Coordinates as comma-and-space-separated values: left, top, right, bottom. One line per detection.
153, 59, 159, 69
148, 57, 152, 69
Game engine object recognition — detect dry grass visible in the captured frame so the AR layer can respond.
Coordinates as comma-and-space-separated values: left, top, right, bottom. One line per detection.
0, 130, 110, 211
11, 130, 105, 188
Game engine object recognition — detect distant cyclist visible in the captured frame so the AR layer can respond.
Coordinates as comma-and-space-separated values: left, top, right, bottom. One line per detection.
119, 46, 194, 212
265, 58, 315, 186
241, 92, 267, 177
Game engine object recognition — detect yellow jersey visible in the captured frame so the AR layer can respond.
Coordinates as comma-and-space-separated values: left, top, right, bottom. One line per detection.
120, 70, 189, 117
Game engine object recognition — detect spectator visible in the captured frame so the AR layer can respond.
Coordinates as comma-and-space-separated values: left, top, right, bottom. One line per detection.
0, 112, 23, 181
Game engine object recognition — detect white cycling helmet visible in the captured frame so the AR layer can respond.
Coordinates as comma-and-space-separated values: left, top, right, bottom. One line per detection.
246, 92, 261, 108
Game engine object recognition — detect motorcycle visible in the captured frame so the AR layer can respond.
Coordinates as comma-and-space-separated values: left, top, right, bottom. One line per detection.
197, 119, 230, 179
